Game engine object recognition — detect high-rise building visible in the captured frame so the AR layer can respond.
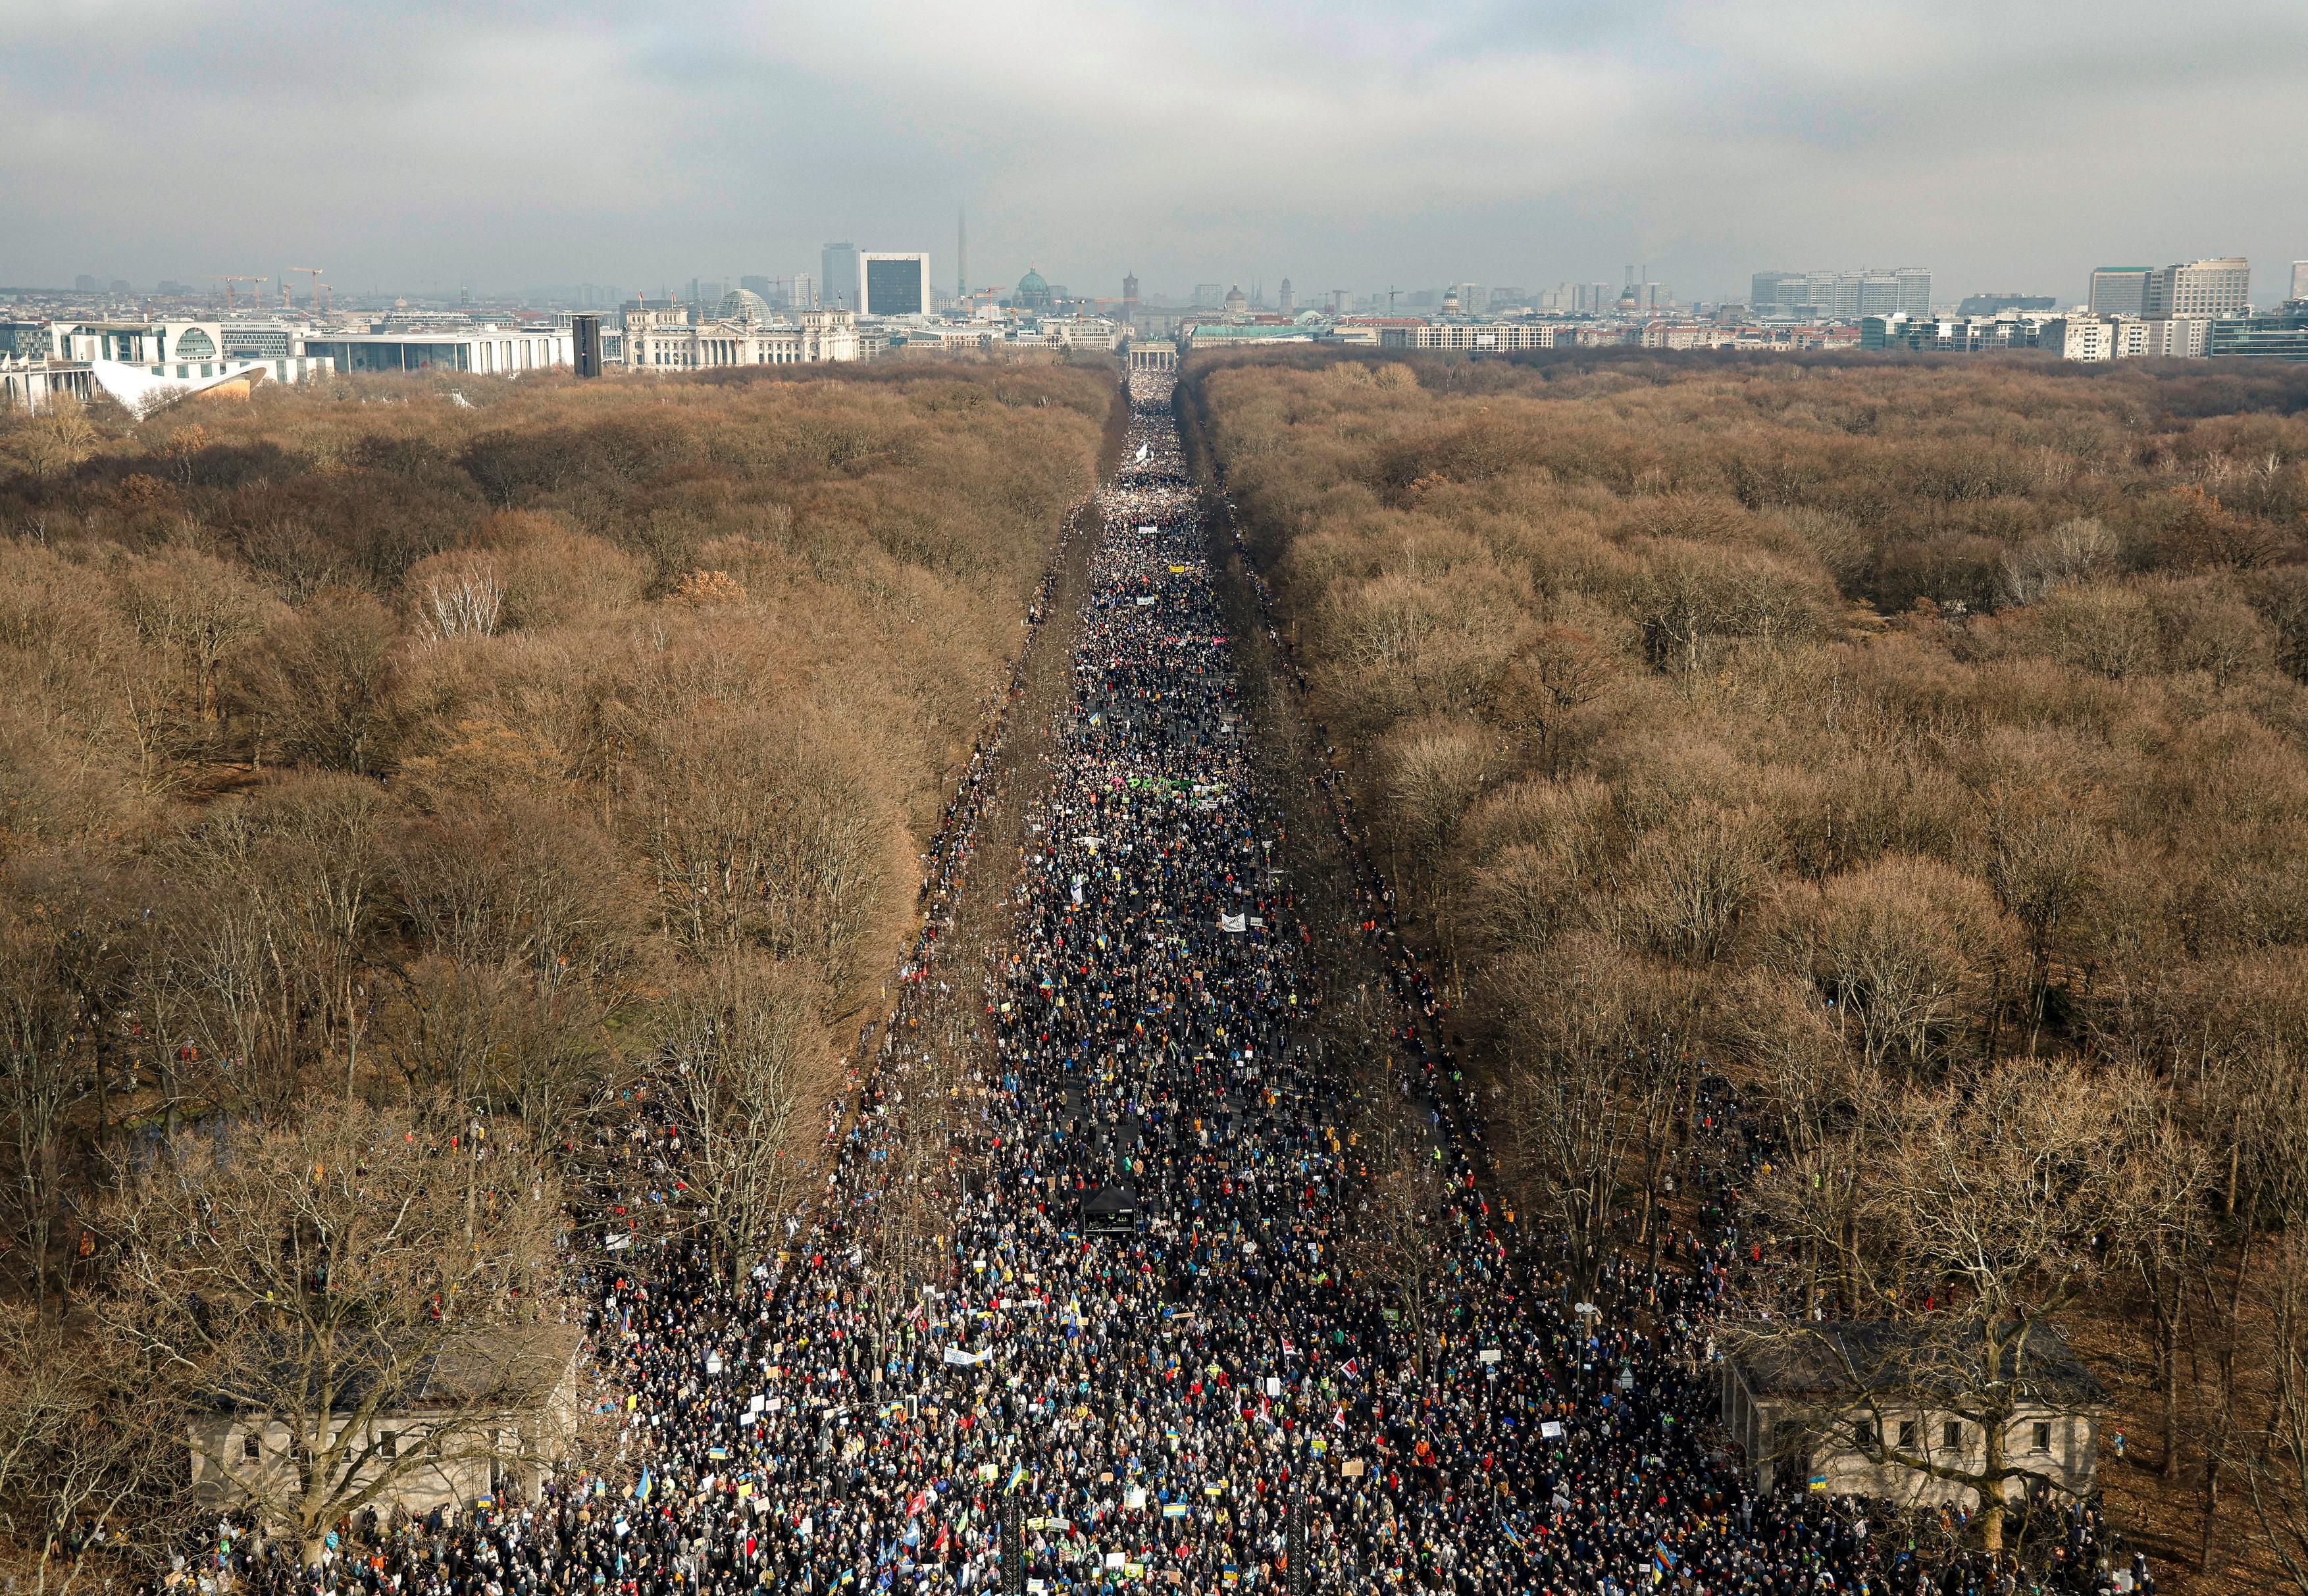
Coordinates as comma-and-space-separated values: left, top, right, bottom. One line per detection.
1751, 268, 1928, 318
2145, 259, 2250, 319
1959, 293, 2056, 315
1277, 278, 1294, 315
2088, 268, 2150, 316
1192, 284, 1223, 309
2290, 261, 2308, 304
1123, 272, 1140, 323
820, 243, 860, 311
571, 315, 603, 378
856, 254, 931, 317
1751, 271, 1806, 309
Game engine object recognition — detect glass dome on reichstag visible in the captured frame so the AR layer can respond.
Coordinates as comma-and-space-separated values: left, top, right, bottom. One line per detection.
717, 288, 772, 324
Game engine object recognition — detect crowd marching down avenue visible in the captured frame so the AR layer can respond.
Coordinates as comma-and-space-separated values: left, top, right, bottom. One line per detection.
225, 374, 2144, 1596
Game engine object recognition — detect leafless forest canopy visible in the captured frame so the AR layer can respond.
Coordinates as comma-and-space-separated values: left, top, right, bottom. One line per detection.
1187, 349, 2308, 1585
0, 362, 1108, 1568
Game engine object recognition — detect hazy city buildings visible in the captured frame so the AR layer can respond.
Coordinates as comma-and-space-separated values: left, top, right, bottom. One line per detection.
624, 305, 858, 368
2207, 309, 2308, 360
299, 327, 569, 375
2087, 267, 2151, 317
819, 243, 859, 311
2038, 313, 2212, 361
1752, 268, 1930, 318
1013, 268, 1056, 315
858, 253, 931, 317
1957, 294, 2055, 315
11, 238, 2304, 413
2038, 316, 2117, 362
2144, 257, 2250, 318
1860, 312, 2049, 351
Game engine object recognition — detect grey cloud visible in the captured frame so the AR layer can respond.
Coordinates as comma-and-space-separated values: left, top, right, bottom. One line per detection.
1, 0, 2303, 303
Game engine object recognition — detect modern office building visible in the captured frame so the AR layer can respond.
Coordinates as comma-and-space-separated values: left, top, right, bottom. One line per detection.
2290, 261, 2308, 304
820, 243, 861, 311
2088, 269, 2151, 317
1, 357, 95, 410
2039, 317, 2118, 362
858, 253, 931, 318
2041, 315, 2211, 361
299, 328, 571, 374
2117, 317, 2210, 359
1750, 269, 1930, 319
2208, 311, 2308, 360
1751, 272, 1805, 308
1408, 322, 1562, 353
571, 314, 603, 378
48, 320, 225, 363
220, 321, 297, 359
1860, 313, 2051, 351
2145, 259, 2250, 319
1957, 294, 2056, 315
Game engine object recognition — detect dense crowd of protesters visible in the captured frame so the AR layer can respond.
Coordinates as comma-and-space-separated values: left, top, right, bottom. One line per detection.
178, 374, 2151, 1596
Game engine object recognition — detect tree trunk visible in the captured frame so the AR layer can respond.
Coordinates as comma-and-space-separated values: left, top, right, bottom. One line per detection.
2198, 1454, 2221, 1575
1978, 1408, 2009, 1555
2161, 1302, 2182, 1480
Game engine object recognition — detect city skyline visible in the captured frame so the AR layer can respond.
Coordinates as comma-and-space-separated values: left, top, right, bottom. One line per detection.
7, 0, 2306, 305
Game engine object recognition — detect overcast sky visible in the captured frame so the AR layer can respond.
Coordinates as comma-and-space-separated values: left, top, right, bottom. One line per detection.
7, 0, 2307, 305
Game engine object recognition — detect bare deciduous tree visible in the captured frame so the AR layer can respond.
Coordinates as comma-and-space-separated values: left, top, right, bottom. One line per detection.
1338, 1113, 1454, 1383
103, 1098, 563, 1569
1749, 1055, 2141, 1555
664, 958, 818, 1291
1496, 935, 1691, 1313
0, 1308, 187, 1596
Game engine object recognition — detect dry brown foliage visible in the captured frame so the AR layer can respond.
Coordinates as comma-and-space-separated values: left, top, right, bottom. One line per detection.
0, 360, 1108, 1285
1192, 349, 2308, 1585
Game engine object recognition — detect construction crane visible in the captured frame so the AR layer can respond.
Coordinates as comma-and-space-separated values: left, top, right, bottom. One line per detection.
289, 267, 324, 314
211, 275, 265, 312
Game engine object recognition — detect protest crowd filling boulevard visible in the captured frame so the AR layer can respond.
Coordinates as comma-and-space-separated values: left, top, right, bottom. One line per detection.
220, 374, 2142, 1596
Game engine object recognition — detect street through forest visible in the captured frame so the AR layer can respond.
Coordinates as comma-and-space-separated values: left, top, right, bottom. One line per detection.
536, 372, 1924, 1595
